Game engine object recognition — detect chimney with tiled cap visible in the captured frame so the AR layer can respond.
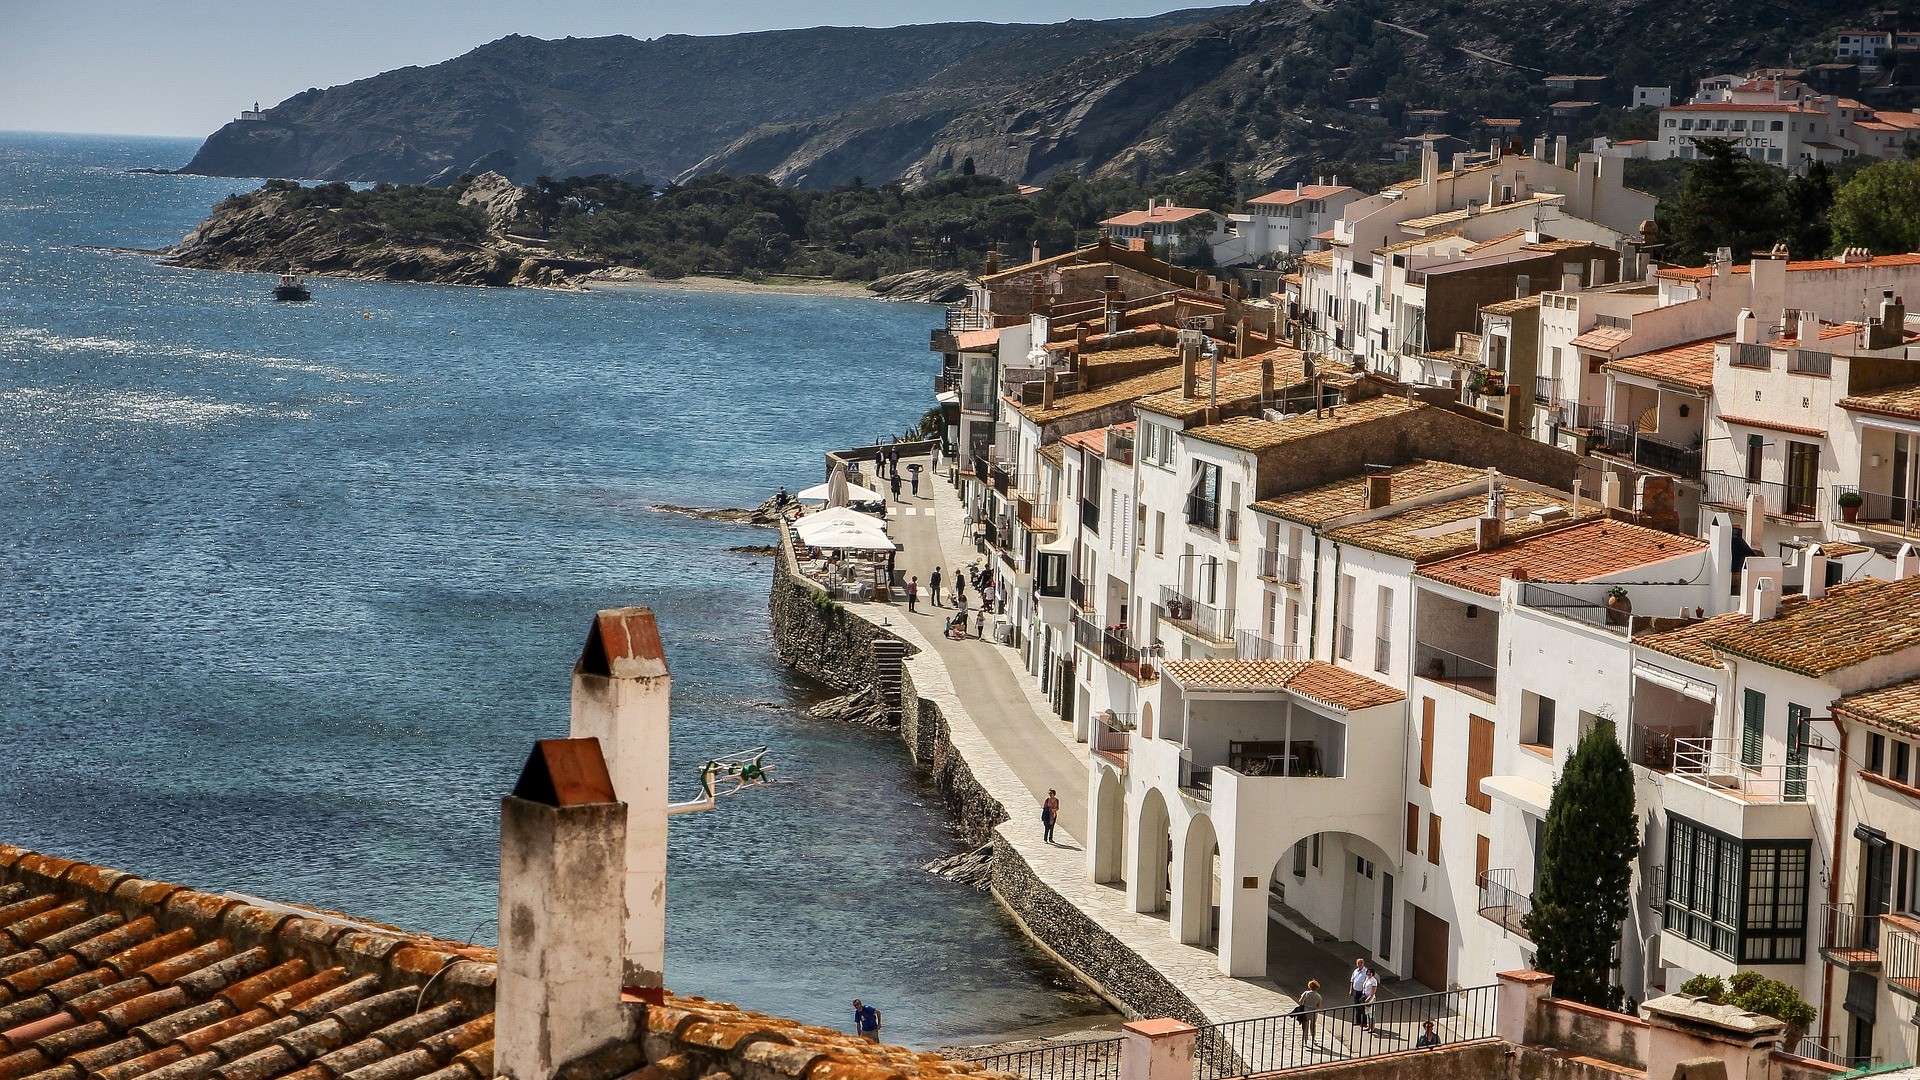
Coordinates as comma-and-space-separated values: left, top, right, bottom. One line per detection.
1898, 543, 1919, 580
569, 608, 671, 1001
497, 738, 639, 1080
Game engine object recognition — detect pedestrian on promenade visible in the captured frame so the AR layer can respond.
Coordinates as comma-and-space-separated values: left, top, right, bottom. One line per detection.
955, 588, 969, 621
906, 576, 918, 613
908, 463, 921, 496
953, 575, 967, 608
1415, 1021, 1440, 1048
929, 566, 943, 606
890, 470, 902, 502
853, 999, 881, 1041
1041, 789, 1060, 843
1360, 963, 1379, 1033
981, 580, 996, 613
974, 608, 984, 639
1349, 959, 1370, 1028
1297, 979, 1323, 1043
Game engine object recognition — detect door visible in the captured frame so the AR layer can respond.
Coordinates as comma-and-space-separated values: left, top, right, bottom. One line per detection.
1864, 838, 1894, 948
1785, 440, 1820, 516
1411, 906, 1449, 992
1895, 433, 1914, 527
1786, 704, 1809, 801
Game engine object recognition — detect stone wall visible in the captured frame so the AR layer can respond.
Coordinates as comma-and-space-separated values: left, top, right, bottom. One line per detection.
1263, 1042, 1509, 1080
767, 551, 893, 696
1536, 997, 1648, 1071
896, 665, 1008, 843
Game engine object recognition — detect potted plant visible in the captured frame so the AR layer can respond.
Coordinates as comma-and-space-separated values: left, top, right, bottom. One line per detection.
1838, 489, 1864, 523
1605, 586, 1632, 626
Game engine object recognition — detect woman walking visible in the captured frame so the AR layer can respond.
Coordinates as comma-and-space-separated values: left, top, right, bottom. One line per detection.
1298, 979, 1322, 1045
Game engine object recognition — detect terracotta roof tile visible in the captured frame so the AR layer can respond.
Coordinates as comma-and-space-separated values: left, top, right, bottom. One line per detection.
1837, 676, 1920, 736
1655, 253, 1920, 281
1186, 396, 1422, 452
1161, 659, 1404, 711
1418, 519, 1707, 595
1247, 185, 1353, 206
1133, 349, 1309, 420
1841, 382, 1920, 420
1008, 363, 1183, 424
951, 329, 998, 352
1636, 577, 1920, 676
1481, 295, 1542, 317
1101, 206, 1215, 227
1716, 414, 1827, 439
1326, 486, 1597, 562
1252, 461, 1483, 526
1570, 326, 1634, 353
1605, 336, 1726, 394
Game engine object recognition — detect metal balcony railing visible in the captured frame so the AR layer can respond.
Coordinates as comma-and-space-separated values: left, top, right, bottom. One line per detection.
1160, 585, 1234, 643
1703, 470, 1820, 521
1337, 623, 1355, 660
1093, 711, 1132, 768
1105, 429, 1134, 465
934, 371, 960, 394
1731, 341, 1772, 369
1672, 737, 1809, 804
1534, 375, 1557, 405
1072, 612, 1105, 653
961, 389, 996, 414
1415, 642, 1499, 698
1634, 434, 1703, 479
991, 462, 1016, 498
1068, 576, 1091, 611
1792, 349, 1833, 376
944, 306, 992, 331
1824, 902, 1883, 956
1080, 619, 1156, 683
1235, 629, 1303, 662
1834, 484, 1920, 535
1555, 399, 1603, 430
1477, 869, 1532, 940
1186, 494, 1221, 532
1223, 509, 1239, 543
1080, 497, 1100, 535
1188, 984, 1500, 1079
1374, 634, 1391, 673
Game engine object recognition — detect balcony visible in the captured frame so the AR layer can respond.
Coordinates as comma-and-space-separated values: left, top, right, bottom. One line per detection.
1068, 576, 1091, 612
934, 371, 960, 395
1185, 493, 1221, 533
961, 387, 996, 414
1160, 585, 1235, 644
1703, 470, 1820, 522
1834, 484, 1920, 538
1478, 869, 1532, 940
944, 306, 992, 331
990, 461, 1015, 498
1373, 635, 1391, 673
1235, 629, 1303, 662
1554, 399, 1603, 431
1257, 548, 1301, 584
930, 328, 958, 353
1080, 497, 1100, 535
1093, 711, 1132, 769
1596, 423, 1702, 480
1224, 509, 1240, 543
1822, 903, 1882, 969
1534, 376, 1557, 406
1016, 492, 1057, 533
1078, 616, 1157, 683
1672, 738, 1809, 804
1414, 641, 1498, 701
1106, 428, 1134, 465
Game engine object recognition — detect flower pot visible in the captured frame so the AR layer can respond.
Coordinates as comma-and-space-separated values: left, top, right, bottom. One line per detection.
1842, 504, 1862, 524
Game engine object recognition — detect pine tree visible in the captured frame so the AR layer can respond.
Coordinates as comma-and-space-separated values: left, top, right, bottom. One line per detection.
1654, 138, 1788, 266
1522, 718, 1640, 1008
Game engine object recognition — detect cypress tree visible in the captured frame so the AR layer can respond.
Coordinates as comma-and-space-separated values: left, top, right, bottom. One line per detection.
1522, 718, 1640, 1007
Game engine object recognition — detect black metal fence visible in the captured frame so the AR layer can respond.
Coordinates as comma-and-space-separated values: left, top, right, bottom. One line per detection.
966, 1036, 1123, 1080
1190, 984, 1500, 1079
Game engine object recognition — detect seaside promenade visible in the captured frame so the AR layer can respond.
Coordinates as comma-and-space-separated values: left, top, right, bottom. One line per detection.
831, 454, 1438, 1040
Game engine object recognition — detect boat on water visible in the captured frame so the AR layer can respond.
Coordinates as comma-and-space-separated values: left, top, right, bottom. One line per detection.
272, 274, 311, 302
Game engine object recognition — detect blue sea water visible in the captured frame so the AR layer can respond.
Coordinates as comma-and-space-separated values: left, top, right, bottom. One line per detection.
0, 132, 1101, 1046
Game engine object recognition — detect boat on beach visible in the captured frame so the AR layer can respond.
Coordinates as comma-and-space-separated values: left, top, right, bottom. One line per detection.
272, 274, 311, 301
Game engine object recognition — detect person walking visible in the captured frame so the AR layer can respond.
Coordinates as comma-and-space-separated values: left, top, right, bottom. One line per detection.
853, 999, 881, 1041
1298, 979, 1323, 1044
929, 566, 943, 607
890, 469, 902, 502
955, 588, 968, 622
1041, 789, 1060, 843
905, 576, 918, 613
1359, 963, 1379, 1033
981, 579, 996, 614
908, 463, 921, 496
1349, 959, 1370, 1028
953, 574, 966, 609
974, 608, 984, 640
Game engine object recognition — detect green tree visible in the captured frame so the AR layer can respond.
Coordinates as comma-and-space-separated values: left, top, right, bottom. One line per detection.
1654, 139, 1788, 265
1831, 159, 1920, 254
1676, 972, 1816, 1047
1522, 718, 1640, 1008
1783, 160, 1835, 259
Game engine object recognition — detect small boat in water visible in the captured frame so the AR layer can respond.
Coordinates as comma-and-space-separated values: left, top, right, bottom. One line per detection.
272, 274, 311, 302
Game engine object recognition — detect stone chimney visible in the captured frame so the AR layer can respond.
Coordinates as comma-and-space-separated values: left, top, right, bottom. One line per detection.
983, 251, 999, 276
1364, 472, 1392, 510
497, 738, 638, 1080
1042, 367, 1057, 410
569, 608, 671, 999
1476, 469, 1505, 551
1259, 355, 1274, 402
1869, 290, 1908, 351
1804, 544, 1828, 600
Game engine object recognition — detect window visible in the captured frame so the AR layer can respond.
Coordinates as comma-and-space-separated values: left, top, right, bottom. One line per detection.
1732, 119, 1747, 131
1187, 462, 1221, 531
1897, 741, 1913, 786
1870, 733, 1888, 775
1681, 118, 1695, 130
1337, 574, 1356, 658
1786, 441, 1820, 516
1745, 434, 1765, 482
1293, 839, 1308, 878
1772, 120, 1784, 131
1476, 835, 1490, 884
1375, 587, 1393, 673
1467, 715, 1494, 812
1420, 698, 1435, 787
1153, 511, 1165, 556
1427, 815, 1442, 866
1524, 692, 1557, 749
1036, 550, 1067, 597
1311, 833, 1322, 869
1407, 804, 1421, 853
1742, 688, 1765, 767
1665, 815, 1811, 962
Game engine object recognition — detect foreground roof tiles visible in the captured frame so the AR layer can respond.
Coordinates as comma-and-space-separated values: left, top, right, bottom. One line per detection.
1841, 382, 1920, 421
1636, 576, 1920, 676
1186, 396, 1421, 452
1418, 519, 1707, 596
1605, 337, 1727, 394
1837, 676, 1920, 736
1252, 461, 1483, 527
1133, 350, 1308, 420
1161, 659, 1404, 711
0, 847, 1001, 1080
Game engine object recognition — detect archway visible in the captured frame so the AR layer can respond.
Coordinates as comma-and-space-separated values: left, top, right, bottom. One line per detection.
1092, 766, 1127, 886
1178, 813, 1220, 948
1132, 789, 1171, 915
1140, 701, 1155, 740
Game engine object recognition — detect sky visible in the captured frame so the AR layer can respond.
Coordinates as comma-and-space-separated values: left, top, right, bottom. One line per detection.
1, 0, 1238, 139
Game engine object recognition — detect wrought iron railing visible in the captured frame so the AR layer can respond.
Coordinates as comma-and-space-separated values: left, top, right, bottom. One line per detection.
1477, 869, 1532, 940
1633, 434, 1702, 480
1414, 642, 1499, 697
1069, 576, 1091, 611
1256, 548, 1300, 583
1186, 494, 1221, 532
1703, 470, 1820, 522
1161, 586, 1234, 643
961, 389, 996, 413
1824, 902, 1882, 954
1224, 509, 1239, 543
1834, 483, 1920, 534
1793, 1036, 1879, 1071
1555, 399, 1603, 430
1088, 625, 1157, 683
966, 1037, 1123, 1080
1337, 623, 1355, 660
945, 306, 992, 331
1534, 375, 1557, 405
1235, 629, 1303, 662
1374, 635, 1391, 673
1188, 984, 1500, 1079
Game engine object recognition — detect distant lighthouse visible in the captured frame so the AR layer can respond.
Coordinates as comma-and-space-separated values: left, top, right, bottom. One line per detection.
239, 101, 264, 121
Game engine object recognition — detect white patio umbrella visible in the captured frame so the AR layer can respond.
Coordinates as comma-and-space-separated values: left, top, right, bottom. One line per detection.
796, 480, 886, 505
794, 507, 891, 545
794, 520, 897, 551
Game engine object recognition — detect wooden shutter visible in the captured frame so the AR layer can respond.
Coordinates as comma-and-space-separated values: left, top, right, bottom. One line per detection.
1476, 835, 1490, 884
1419, 698, 1435, 787
1406, 804, 1420, 853
1467, 715, 1494, 812
1428, 815, 1442, 866
1742, 689, 1765, 767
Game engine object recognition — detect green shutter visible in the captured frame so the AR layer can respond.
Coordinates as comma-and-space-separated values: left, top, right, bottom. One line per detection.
1742, 689, 1765, 767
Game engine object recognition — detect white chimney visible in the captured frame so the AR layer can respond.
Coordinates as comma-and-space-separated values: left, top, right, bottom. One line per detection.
1740, 557, 1784, 619
497, 739, 638, 1080
1601, 471, 1622, 510
1744, 492, 1767, 550
1898, 543, 1920, 580
569, 608, 672, 998
1804, 544, 1828, 600
1751, 576, 1781, 622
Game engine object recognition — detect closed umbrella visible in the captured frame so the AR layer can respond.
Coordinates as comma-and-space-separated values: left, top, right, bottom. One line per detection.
827, 463, 850, 508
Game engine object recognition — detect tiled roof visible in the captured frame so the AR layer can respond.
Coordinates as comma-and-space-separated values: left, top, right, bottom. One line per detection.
1841, 382, 1920, 420
1375, 232, 1464, 256
1604, 336, 1726, 394
1101, 206, 1215, 227
1400, 194, 1563, 232
1008, 364, 1183, 424
1418, 519, 1707, 595
1247, 185, 1353, 207
1481, 295, 1542, 317
1326, 486, 1598, 563
1059, 424, 1124, 456
1716, 414, 1828, 439
1161, 659, 1404, 711
1655, 253, 1920, 281
1059, 342, 1182, 370
1251, 461, 1483, 526
1133, 349, 1309, 420
1185, 396, 1422, 452
1635, 576, 1920, 677
952, 329, 999, 352
1038, 443, 1065, 468
1569, 326, 1634, 353
1837, 676, 1920, 735
1822, 542, 1870, 557
1301, 250, 1336, 270
0, 847, 998, 1080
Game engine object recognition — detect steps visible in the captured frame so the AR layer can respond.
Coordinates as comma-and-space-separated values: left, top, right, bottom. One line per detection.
873, 637, 909, 724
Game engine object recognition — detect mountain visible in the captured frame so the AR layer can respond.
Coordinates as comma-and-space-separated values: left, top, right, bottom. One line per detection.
178, 12, 1230, 185
182, 0, 1859, 190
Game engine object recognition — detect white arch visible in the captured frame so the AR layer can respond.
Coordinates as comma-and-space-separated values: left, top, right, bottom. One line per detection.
1128, 788, 1172, 914
1175, 812, 1220, 948
1091, 765, 1127, 885
1140, 701, 1155, 740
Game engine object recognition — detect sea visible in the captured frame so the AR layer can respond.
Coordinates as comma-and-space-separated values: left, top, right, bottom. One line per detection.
0, 131, 1104, 1046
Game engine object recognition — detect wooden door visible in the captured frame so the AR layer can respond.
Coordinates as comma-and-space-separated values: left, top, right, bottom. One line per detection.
1411, 906, 1450, 993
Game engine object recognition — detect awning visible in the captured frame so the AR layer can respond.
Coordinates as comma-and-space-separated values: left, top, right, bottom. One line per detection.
1481, 774, 1553, 815
1634, 661, 1717, 703
936, 390, 960, 405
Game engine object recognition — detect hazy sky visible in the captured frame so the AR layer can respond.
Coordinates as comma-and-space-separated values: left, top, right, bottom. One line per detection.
1, 1, 1236, 138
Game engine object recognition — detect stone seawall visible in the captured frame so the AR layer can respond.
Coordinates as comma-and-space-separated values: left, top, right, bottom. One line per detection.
769, 545, 1210, 1023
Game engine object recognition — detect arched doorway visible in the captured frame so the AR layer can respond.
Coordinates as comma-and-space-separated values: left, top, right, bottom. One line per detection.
1132, 789, 1171, 915
1092, 766, 1127, 886
1178, 814, 1220, 948
1140, 701, 1154, 740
